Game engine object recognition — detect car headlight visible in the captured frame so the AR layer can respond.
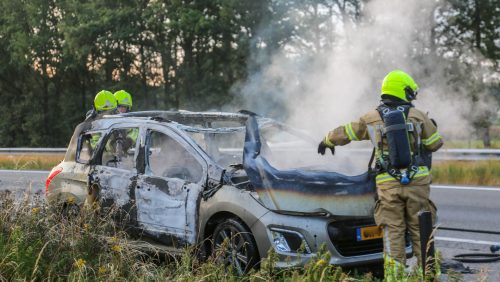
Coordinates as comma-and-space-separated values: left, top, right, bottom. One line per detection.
270, 228, 311, 254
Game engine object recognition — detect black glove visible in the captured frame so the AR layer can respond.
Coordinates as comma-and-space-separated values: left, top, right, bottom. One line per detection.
317, 141, 335, 155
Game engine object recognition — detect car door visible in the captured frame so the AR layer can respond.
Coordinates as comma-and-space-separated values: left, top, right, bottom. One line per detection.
135, 125, 207, 246
90, 125, 142, 226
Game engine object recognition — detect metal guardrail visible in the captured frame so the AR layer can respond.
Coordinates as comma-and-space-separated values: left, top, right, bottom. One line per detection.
0, 148, 499, 160
340, 148, 500, 153
341, 148, 500, 160
433, 149, 500, 160
0, 148, 66, 154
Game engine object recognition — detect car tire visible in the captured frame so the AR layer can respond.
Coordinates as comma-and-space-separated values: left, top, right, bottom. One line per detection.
212, 218, 260, 275
61, 202, 80, 219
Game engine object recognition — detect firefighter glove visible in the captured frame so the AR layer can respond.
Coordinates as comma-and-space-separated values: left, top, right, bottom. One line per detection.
318, 137, 335, 155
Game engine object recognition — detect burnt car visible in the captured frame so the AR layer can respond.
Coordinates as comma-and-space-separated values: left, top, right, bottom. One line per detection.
46, 110, 411, 273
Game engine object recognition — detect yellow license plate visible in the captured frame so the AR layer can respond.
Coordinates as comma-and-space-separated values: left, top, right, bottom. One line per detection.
356, 226, 383, 241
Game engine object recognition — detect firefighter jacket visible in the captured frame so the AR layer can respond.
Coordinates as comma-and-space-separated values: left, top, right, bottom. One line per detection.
325, 106, 443, 185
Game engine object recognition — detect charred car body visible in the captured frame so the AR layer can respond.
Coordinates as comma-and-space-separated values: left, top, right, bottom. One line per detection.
46, 110, 411, 273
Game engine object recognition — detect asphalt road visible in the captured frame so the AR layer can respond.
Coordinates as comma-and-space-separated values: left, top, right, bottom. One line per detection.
430, 185, 500, 281
1, 170, 499, 280
0, 169, 47, 200
432, 185, 500, 236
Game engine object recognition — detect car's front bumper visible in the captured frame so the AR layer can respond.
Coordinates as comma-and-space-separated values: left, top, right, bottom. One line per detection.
251, 210, 412, 268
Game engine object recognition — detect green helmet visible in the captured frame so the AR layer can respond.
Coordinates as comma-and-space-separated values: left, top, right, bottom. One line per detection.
94, 90, 117, 111
381, 70, 419, 102
114, 90, 132, 109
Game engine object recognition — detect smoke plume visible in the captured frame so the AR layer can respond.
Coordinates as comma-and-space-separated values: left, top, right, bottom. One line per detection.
233, 0, 496, 142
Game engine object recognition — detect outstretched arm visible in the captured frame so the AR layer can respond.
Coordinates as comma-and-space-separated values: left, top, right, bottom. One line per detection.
318, 118, 369, 155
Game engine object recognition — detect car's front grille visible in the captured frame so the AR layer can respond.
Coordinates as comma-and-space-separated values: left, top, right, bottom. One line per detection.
328, 218, 410, 257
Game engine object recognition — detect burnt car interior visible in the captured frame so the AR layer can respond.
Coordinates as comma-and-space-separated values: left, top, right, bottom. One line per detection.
101, 128, 138, 169
77, 131, 102, 164
146, 130, 203, 183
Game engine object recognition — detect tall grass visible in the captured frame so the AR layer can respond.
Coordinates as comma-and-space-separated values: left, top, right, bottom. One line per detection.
432, 161, 500, 186
0, 154, 63, 170
0, 194, 449, 281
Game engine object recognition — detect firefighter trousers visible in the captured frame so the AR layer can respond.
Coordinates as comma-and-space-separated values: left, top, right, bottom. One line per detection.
374, 175, 437, 265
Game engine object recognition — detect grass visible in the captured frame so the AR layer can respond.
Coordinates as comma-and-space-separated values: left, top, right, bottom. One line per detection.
0, 194, 449, 282
432, 160, 500, 186
0, 154, 63, 170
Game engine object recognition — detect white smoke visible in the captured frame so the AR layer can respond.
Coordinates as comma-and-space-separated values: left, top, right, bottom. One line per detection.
225, 0, 500, 175
232, 0, 497, 143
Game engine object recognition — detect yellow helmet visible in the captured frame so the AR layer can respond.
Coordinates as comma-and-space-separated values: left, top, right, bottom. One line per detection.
94, 90, 117, 111
381, 70, 419, 102
114, 90, 132, 110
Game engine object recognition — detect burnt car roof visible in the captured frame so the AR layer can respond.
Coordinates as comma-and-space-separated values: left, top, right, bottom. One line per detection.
95, 110, 279, 134
117, 110, 251, 123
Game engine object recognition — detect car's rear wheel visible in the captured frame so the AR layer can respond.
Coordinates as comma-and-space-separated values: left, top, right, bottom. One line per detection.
212, 218, 259, 275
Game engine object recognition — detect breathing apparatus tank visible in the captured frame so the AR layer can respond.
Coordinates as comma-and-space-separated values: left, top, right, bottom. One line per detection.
381, 107, 412, 168
377, 105, 415, 184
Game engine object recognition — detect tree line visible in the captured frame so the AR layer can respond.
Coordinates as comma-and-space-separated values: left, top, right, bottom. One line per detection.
0, 0, 497, 147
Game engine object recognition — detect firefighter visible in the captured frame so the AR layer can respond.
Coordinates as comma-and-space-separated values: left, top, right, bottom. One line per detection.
85, 90, 118, 121
83, 90, 117, 150
317, 70, 443, 271
114, 90, 133, 113
114, 90, 138, 146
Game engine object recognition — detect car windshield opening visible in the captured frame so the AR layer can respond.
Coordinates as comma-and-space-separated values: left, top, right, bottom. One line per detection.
188, 123, 370, 176
259, 126, 369, 175
187, 130, 246, 168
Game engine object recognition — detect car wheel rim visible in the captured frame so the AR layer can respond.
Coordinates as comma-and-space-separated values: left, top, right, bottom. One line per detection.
214, 225, 250, 275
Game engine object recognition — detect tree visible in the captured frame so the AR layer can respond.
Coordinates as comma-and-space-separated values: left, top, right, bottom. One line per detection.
434, 0, 500, 147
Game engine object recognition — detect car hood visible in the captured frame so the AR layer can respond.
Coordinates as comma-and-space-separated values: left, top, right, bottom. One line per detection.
243, 115, 376, 217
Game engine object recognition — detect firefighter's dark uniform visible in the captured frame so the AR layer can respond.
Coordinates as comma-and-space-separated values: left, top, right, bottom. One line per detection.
325, 107, 443, 265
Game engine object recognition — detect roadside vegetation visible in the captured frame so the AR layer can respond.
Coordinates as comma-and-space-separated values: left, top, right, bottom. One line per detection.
431, 160, 500, 186
0, 195, 452, 282
0, 154, 63, 170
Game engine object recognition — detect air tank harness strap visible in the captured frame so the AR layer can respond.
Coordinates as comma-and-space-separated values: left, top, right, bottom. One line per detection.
376, 166, 429, 184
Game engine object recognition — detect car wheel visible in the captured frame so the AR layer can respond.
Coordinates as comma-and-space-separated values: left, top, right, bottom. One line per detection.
61, 202, 80, 219
212, 218, 259, 275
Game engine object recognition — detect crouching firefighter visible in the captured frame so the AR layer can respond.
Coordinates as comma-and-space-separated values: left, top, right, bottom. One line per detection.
317, 70, 443, 271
